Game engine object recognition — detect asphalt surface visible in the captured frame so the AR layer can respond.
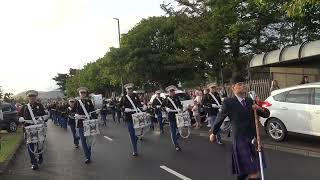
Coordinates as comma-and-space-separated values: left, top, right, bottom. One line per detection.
2, 119, 320, 180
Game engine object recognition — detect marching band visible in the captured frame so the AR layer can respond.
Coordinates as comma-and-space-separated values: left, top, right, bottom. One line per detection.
16, 74, 269, 180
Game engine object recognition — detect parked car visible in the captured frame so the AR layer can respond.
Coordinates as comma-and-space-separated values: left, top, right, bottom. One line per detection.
0, 102, 19, 132
260, 82, 320, 142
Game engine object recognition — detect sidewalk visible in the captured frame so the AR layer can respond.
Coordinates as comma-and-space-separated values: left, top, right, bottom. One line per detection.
190, 125, 320, 158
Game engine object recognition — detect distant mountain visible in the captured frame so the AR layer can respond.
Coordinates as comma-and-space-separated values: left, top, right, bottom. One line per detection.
14, 90, 65, 99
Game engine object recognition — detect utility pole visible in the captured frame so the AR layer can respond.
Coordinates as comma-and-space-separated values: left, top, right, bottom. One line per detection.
113, 18, 124, 95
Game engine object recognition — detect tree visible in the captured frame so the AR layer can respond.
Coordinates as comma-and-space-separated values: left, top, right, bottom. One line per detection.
53, 68, 79, 92
0, 87, 3, 99
162, 0, 320, 79
3, 93, 13, 103
286, 0, 320, 17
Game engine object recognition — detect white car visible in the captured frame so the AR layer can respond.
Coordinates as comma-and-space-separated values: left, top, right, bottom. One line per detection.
149, 90, 193, 110
260, 82, 320, 142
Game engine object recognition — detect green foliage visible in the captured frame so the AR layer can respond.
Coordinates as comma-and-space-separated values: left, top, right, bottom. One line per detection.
14, 96, 27, 105
58, 1, 319, 96
0, 87, 3, 99
3, 93, 13, 103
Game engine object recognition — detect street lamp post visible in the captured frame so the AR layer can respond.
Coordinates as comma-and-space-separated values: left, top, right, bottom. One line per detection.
113, 18, 124, 95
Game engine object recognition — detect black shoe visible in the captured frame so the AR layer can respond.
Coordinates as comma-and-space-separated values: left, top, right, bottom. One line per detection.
31, 165, 38, 170
132, 152, 138, 156
85, 159, 91, 164
175, 146, 182, 152
139, 137, 143, 141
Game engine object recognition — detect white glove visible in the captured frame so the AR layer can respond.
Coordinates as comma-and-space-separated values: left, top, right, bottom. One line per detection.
124, 108, 135, 113
156, 105, 161, 108
165, 108, 172, 112
166, 108, 178, 112
42, 115, 49, 121
95, 109, 101, 114
75, 114, 83, 119
142, 105, 147, 111
19, 117, 25, 123
212, 104, 219, 108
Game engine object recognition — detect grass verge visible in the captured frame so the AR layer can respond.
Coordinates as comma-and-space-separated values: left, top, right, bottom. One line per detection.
0, 128, 23, 163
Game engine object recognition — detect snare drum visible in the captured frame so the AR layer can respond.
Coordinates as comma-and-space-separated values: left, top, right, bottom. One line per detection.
83, 119, 100, 137
132, 112, 151, 129
24, 124, 45, 144
175, 112, 191, 128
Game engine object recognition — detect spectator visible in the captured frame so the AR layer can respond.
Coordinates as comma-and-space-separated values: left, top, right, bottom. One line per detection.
300, 75, 310, 84
270, 80, 280, 92
192, 100, 201, 129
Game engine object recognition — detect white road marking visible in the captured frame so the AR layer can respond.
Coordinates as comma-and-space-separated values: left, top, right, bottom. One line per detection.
160, 165, 192, 180
103, 136, 113, 141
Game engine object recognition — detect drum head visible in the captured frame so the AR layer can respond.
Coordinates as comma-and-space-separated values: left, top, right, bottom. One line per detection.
92, 94, 103, 110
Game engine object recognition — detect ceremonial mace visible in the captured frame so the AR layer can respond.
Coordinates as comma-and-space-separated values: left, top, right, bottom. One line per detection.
249, 91, 265, 180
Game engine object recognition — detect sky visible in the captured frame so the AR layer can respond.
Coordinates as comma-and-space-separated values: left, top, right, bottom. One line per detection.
0, 0, 171, 94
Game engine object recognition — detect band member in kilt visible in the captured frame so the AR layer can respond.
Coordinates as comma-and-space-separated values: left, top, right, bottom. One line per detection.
202, 83, 223, 144
152, 90, 165, 134
67, 98, 79, 148
162, 85, 183, 151
119, 83, 143, 156
74, 87, 97, 164
210, 75, 270, 180
18, 90, 47, 170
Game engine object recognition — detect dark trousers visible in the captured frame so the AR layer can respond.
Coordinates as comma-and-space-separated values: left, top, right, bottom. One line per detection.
127, 120, 138, 153
111, 108, 116, 121
60, 117, 67, 129
168, 114, 179, 147
52, 112, 58, 125
116, 110, 121, 123
69, 123, 79, 146
27, 143, 43, 166
78, 127, 91, 160
156, 112, 164, 132
101, 112, 107, 125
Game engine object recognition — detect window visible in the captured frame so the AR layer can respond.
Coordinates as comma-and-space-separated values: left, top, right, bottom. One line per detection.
285, 88, 311, 104
2, 106, 11, 112
314, 88, 320, 105
273, 92, 287, 102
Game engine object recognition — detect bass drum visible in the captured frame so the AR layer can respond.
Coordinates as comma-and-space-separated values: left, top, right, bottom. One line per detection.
91, 94, 103, 110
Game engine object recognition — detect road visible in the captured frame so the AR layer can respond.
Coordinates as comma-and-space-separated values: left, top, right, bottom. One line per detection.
1, 119, 320, 180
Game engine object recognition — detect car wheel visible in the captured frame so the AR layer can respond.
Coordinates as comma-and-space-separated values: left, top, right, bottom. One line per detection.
7, 121, 18, 132
266, 118, 287, 142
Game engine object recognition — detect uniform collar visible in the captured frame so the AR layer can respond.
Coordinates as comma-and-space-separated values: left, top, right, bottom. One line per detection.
235, 94, 245, 103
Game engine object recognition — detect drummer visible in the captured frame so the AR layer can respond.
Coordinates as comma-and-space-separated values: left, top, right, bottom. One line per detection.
152, 90, 165, 134
162, 85, 183, 151
74, 87, 97, 164
119, 83, 143, 156
18, 90, 47, 170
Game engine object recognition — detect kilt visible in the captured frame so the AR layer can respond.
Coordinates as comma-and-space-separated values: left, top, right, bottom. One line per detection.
231, 136, 266, 175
